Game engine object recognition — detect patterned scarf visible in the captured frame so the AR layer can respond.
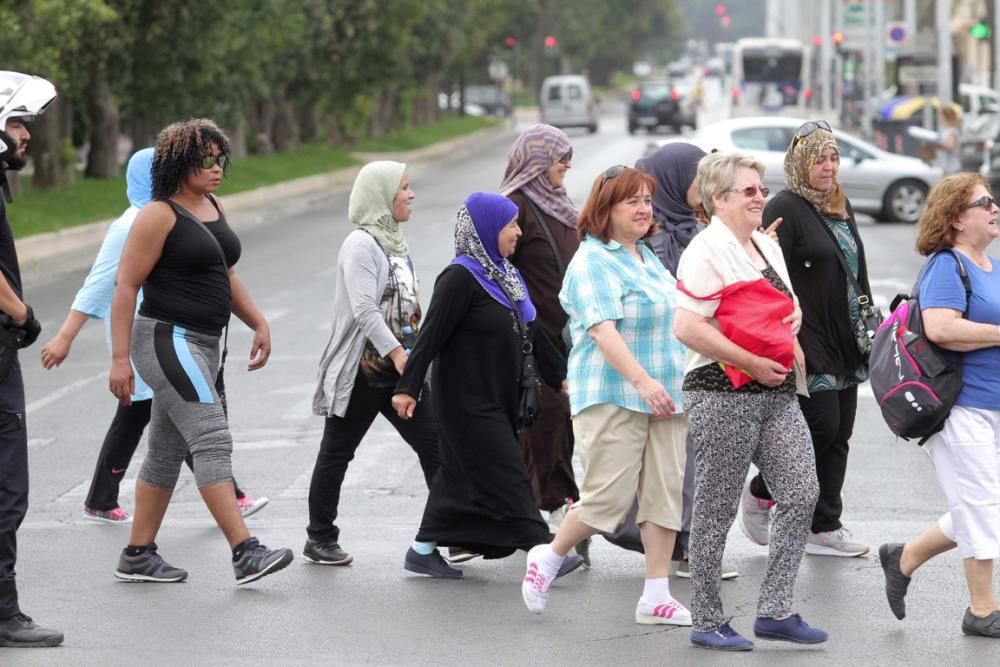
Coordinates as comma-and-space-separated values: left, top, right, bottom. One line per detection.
499, 123, 578, 229
450, 193, 536, 322
348, 160, 410, 256
783, 127, 848, 220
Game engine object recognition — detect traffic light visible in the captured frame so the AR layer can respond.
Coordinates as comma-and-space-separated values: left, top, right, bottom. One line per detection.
832, 31, 844, 45
812, 35, 822, 47
544, 35, 557, 48
720, 15, 731, 28
971, 18, 991, 40
505, 36, 517, 47
715, 5, 726, 16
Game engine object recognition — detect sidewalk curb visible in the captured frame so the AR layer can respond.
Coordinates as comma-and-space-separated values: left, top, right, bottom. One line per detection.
15, 124, 513, 267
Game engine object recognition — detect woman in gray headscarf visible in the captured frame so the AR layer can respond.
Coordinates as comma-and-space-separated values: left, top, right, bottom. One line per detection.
499, 124, 582, 557
306, 161, 440, 568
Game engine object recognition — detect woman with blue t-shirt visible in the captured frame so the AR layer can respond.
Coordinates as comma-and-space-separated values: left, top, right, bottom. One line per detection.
878, 173, 1000, 639
519, 167, 690, 627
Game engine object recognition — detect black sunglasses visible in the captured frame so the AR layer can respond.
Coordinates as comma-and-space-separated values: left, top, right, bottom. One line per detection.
599, 165, 627, 190
198, 154, 230, 170
791, 120, 833, 148
961, 195, 998, 211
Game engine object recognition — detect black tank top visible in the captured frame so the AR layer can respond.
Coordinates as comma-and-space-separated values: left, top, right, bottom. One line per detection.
139, 196, 241, 335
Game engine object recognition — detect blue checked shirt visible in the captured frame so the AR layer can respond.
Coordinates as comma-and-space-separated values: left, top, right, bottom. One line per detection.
559, 235, 687, 416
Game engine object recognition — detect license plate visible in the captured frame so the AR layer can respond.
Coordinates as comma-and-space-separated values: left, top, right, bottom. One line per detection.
639, 116, 657, 124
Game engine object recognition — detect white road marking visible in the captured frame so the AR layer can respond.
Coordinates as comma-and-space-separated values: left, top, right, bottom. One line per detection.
26, 371, 105, 415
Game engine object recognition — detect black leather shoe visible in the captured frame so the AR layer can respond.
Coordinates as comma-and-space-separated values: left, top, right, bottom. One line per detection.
962, 608, 1000, 638
302, 539, 353, 566
404, 547, 463, 579
878, 543, 911, 620
0, 613, 64, 647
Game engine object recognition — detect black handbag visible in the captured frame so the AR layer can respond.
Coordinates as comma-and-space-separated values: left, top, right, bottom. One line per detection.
797, 196, 884, 359
495, 279, 541, 432
165, 198, 230, 416
521, 197, 573, 352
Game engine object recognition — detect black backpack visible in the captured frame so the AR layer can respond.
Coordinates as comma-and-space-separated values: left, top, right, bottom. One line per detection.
869, 250, 971, 444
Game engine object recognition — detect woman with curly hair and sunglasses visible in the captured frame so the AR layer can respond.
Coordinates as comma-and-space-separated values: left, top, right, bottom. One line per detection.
739, 120, 875, 560
108, 118, 292, 586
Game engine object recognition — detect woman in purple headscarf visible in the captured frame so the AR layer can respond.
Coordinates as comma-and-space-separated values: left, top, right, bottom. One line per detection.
392, 193, 571, 578
500, 124, 581, 546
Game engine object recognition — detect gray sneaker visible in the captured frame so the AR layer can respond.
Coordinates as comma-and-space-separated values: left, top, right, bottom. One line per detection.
805, 528, 870, 557
0, 613, 64, 648
114, 543, 188, 582
962, 608, 1000, 638
233, 538, 293, 585
738, 480, 773, 546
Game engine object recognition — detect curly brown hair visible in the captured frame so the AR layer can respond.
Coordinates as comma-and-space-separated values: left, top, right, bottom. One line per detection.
151, 118, 232, 200
577, 167, 657, 242
916, 172, 988, 256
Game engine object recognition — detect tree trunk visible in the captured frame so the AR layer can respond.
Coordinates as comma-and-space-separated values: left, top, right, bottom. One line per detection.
369, 88, 398, 138
226, 114, 248, 158
251, 99, 275, 155
271, 97, 299, 152
27, 98, 74, 190
128, 113, 157, 153
298, 102, 321, 143
84, 67, 121, 179
327, 116, 347, 147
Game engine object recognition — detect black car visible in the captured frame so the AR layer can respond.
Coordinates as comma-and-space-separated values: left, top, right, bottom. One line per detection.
628, 80, 689, 134
463, 85, 512, 117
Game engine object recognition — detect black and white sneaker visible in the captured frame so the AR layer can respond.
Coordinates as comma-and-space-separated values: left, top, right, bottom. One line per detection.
233, 538, 293, 585
114, 543, 188, 582
302, 539, 353, 566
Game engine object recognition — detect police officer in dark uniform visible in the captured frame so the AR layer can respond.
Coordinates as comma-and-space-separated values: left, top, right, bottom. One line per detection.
0, 70, 63, 648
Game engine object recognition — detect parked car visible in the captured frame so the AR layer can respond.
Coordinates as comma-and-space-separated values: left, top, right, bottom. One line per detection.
539, 75, 598, 133
463, 85, 511, 117
648, 116, 943, 223
628, 79, 695, 135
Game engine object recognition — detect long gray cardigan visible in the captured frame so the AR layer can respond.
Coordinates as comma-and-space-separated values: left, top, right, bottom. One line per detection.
313, 229, 400, 418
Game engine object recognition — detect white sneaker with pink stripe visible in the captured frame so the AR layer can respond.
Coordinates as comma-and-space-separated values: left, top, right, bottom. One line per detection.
521, 545, 556, 614
635, 596, 692, 626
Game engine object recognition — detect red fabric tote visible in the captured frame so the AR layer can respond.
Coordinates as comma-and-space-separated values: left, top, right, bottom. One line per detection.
677, 278, 795, 388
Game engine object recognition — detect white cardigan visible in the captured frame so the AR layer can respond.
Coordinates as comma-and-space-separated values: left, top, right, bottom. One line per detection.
675, 216, 799, 376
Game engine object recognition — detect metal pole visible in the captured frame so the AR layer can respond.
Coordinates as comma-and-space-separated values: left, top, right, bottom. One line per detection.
821, 0, 832, 114
874, 0, 885, 102
862, 0, 873, 134
903, 0, 917, 35
937, 0, 952, 105
994, 0, 1000, 93
833, 0, 843, 120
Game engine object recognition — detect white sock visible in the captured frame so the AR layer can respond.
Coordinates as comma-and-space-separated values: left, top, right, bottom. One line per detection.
642, 577, 670, 603
536, 545, 565, 581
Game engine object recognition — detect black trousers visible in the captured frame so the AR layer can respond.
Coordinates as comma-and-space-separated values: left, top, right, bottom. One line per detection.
0, 361, 27, 619
306, 373, 439, 544
85, 399, 245, 511
749, 385, 858, 533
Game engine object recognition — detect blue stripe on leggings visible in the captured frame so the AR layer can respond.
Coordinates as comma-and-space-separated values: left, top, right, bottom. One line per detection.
171, 326, 214, 404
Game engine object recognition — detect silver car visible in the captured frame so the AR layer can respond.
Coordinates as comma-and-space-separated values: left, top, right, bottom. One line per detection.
651, 117, 943, 223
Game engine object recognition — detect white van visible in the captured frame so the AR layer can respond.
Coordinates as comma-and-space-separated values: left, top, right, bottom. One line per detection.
540, 75, 598, 133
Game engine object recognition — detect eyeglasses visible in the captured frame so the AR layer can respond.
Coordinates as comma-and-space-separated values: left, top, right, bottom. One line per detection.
198, 154, 230, 170
599, 165, 626, 190
791, 119, 833, 148
729, 185, 770, 198
961, 195, 998, 211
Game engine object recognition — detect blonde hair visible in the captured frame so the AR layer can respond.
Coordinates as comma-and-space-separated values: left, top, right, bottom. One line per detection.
916, 172, 988, 255
696, 151, 765, 216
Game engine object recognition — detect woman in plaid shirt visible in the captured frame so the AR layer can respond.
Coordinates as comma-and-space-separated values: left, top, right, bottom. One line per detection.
520, 166, 691, 626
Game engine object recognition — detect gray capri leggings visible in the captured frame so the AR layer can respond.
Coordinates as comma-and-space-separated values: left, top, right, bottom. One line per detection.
131, 315, 233, 490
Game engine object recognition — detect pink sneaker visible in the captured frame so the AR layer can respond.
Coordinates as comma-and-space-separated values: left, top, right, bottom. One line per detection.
237, 495, 269, 518
83, 506, 132, 524
521, 545, 554, 614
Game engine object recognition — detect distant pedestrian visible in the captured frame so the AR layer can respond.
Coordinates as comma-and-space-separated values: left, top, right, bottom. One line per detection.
0, 69, 63, 648
40, 148, 267, 524
393, 193, 576, 579
934, 106, 962, 176
635, 141, 738, 581
740, 120, 873, 558
675, 151, 826, 651
109, 118, 292, 585
519, 167, 690, 626
308, 161, 439, 567
878, 173, 1000, 639
499, 124, 582, 556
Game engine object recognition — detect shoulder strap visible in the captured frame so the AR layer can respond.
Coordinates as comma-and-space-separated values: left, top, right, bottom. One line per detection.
915, 249, 972, 316
522, 197, 566, 274
793, 193, 873, 309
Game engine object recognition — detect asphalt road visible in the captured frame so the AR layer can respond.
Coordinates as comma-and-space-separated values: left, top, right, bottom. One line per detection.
5, 103, 999, 665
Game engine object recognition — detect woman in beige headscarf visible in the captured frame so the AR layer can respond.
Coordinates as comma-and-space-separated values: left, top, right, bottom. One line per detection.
306, 161, 441, 570
739, 120, 875, 559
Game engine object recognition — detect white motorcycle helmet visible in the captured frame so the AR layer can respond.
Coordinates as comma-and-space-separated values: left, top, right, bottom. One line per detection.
0, 70, 57, 168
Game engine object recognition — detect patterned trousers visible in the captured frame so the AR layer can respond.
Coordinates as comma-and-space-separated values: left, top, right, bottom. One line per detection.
685, 390, 819, 632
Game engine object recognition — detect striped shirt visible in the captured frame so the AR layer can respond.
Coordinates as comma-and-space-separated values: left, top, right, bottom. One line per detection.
559, 235, 687, 416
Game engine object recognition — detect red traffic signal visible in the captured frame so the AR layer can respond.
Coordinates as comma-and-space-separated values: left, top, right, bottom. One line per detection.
544, 35, 557, 48
505, 36, 517, 47
812, 35, 822, 46
715, 5, 726, 16
720, 15, 731, 27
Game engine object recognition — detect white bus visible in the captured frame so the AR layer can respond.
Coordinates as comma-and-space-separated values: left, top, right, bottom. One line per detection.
730, 38, 811, 117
